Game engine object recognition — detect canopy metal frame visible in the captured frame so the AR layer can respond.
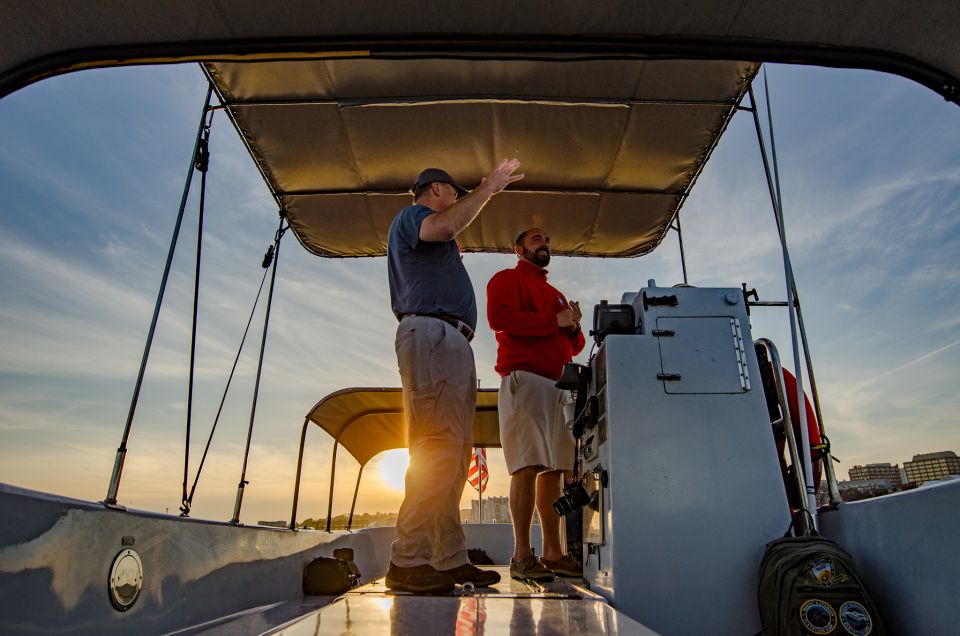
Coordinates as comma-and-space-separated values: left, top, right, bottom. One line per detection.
291, 388, 500, 531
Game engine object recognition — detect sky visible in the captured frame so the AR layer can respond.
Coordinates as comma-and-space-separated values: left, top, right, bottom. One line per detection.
0, 62, 958, 525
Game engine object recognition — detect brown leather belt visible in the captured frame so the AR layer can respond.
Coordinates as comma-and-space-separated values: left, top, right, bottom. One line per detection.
402, 313, 474, 342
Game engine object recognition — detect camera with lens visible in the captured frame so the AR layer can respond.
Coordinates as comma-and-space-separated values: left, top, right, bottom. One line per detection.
553, 480, 591, 517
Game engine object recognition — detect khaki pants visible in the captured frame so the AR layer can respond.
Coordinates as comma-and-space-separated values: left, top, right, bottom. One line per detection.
391, 316, 476, 569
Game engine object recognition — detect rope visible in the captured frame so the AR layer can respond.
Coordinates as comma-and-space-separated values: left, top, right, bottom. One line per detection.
181, 247, 274, 514
180, 109, 214, 516
231, 216, 288, 524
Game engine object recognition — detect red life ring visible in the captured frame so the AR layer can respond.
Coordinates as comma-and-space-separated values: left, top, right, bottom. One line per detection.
776, 368, 823, 500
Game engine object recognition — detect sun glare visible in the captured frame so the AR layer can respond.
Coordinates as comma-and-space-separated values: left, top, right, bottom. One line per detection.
376, 449, 410, 492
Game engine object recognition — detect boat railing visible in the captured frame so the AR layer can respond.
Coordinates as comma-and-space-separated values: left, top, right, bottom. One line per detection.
754, 337, 818, 533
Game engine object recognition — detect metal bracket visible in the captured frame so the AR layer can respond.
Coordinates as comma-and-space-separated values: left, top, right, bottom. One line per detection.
643, 293, 679, 310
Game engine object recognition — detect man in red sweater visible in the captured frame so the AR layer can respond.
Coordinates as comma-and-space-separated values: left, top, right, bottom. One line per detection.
487, 227, 586, 580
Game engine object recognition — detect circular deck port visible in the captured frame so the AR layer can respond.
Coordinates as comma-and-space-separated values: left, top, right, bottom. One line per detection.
109, 548, 143, 611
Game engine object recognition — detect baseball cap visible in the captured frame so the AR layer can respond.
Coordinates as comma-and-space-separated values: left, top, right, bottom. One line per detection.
411, 168, 468, 197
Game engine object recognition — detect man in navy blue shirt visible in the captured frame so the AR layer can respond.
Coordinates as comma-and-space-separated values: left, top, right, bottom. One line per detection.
386, 160, 523, 593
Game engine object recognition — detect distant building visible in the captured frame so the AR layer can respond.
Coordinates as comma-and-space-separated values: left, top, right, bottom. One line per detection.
849, 462, 903, 486
837, 479, 895, 502
470, 496, 511, 523
904, 451, 960, 485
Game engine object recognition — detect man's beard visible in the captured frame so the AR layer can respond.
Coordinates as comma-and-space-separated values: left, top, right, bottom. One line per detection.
524, 246, 550, 267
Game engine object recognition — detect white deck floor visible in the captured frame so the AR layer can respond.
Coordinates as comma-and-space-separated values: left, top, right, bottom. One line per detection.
263, 566, 660, 635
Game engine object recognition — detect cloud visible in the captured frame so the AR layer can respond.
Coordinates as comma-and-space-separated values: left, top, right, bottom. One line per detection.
3, 62, 960, 522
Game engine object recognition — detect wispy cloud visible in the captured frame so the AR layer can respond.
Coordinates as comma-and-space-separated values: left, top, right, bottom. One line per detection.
853, 339, 960, 392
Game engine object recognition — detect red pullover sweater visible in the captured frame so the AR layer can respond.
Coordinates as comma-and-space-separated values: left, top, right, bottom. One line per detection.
487, 259, 586, 380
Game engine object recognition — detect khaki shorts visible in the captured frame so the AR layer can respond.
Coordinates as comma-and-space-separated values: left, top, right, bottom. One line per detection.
499, 370, 574, 474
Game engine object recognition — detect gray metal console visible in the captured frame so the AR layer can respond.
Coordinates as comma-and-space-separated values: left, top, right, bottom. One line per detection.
581, 283, 791, 635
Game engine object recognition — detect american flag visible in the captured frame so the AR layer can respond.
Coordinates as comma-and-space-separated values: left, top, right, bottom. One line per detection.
467, 448, 488, 493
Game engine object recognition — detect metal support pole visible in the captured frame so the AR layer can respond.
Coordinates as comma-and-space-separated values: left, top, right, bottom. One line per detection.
347, 465, 364, 530
793, 298, 843, 505
325, 442, 339, 532
231, 215, 286, 524
748, 80, 818, 529
740, 166, 841, 503
105, 84, 213, 507
289, 418, 311, 530
673, 216, 689, 285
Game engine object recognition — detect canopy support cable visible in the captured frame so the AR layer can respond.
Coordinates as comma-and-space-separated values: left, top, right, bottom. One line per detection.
183, 243, 274, 514
748, 75, 819, 531
104, 84, 213, 507
180, 108, 214, 516
230, 214, 288, 524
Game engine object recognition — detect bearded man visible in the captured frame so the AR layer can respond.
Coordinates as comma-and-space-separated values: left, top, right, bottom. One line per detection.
486, 226, 585, 580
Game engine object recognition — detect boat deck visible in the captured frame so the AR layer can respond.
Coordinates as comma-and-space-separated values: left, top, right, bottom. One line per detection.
190, 566, 659, 635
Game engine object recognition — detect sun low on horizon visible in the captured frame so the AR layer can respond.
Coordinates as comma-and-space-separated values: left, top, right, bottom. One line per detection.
373, 449, 409, 492
368, 447, 510, 507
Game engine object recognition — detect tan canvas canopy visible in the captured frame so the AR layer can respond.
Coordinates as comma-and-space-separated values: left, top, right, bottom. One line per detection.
2, 2, 958, 102
306, 388, 501, 466
205, 58, 757, 257
4, 3, 957, 256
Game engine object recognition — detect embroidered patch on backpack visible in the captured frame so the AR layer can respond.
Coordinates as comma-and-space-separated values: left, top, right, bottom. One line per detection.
800, 599, 837, 634
839, 601, 873, 635
804, 556, 849, 586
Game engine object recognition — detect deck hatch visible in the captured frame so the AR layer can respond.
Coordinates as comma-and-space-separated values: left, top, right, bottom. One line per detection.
656, 317, 748, 394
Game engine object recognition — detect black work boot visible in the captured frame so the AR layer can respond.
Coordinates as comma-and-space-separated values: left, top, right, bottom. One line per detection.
440, 562, 501, 587
385, 562, 455, 593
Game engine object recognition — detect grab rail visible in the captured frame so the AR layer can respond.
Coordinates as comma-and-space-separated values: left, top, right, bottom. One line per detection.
755, 338, 816, 533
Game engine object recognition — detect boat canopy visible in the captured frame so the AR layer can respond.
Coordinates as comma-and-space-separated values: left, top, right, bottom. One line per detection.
205, 58, 757, 257
2, 2, 958, 103
306, 388, 501, 465
5, 3, 958, 256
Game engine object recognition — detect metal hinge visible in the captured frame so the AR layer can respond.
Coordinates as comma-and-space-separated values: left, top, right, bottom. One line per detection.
730, 318, 751, 390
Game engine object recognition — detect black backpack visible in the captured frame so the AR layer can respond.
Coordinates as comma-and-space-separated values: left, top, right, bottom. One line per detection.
303, 547, 362, 595
758, 517, 885, 636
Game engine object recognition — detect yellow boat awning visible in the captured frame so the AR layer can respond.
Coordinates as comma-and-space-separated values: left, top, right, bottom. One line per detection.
305, 387, 501, 465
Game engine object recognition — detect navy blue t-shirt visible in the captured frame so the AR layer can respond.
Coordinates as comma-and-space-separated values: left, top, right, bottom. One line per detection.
387, 204, 477, 330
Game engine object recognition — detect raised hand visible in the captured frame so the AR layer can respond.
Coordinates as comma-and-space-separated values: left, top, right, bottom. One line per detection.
479, 158, 524, 195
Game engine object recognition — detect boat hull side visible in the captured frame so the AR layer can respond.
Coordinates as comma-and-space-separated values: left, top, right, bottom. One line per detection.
0, 482, 393, 635
818, 478, 960, 634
